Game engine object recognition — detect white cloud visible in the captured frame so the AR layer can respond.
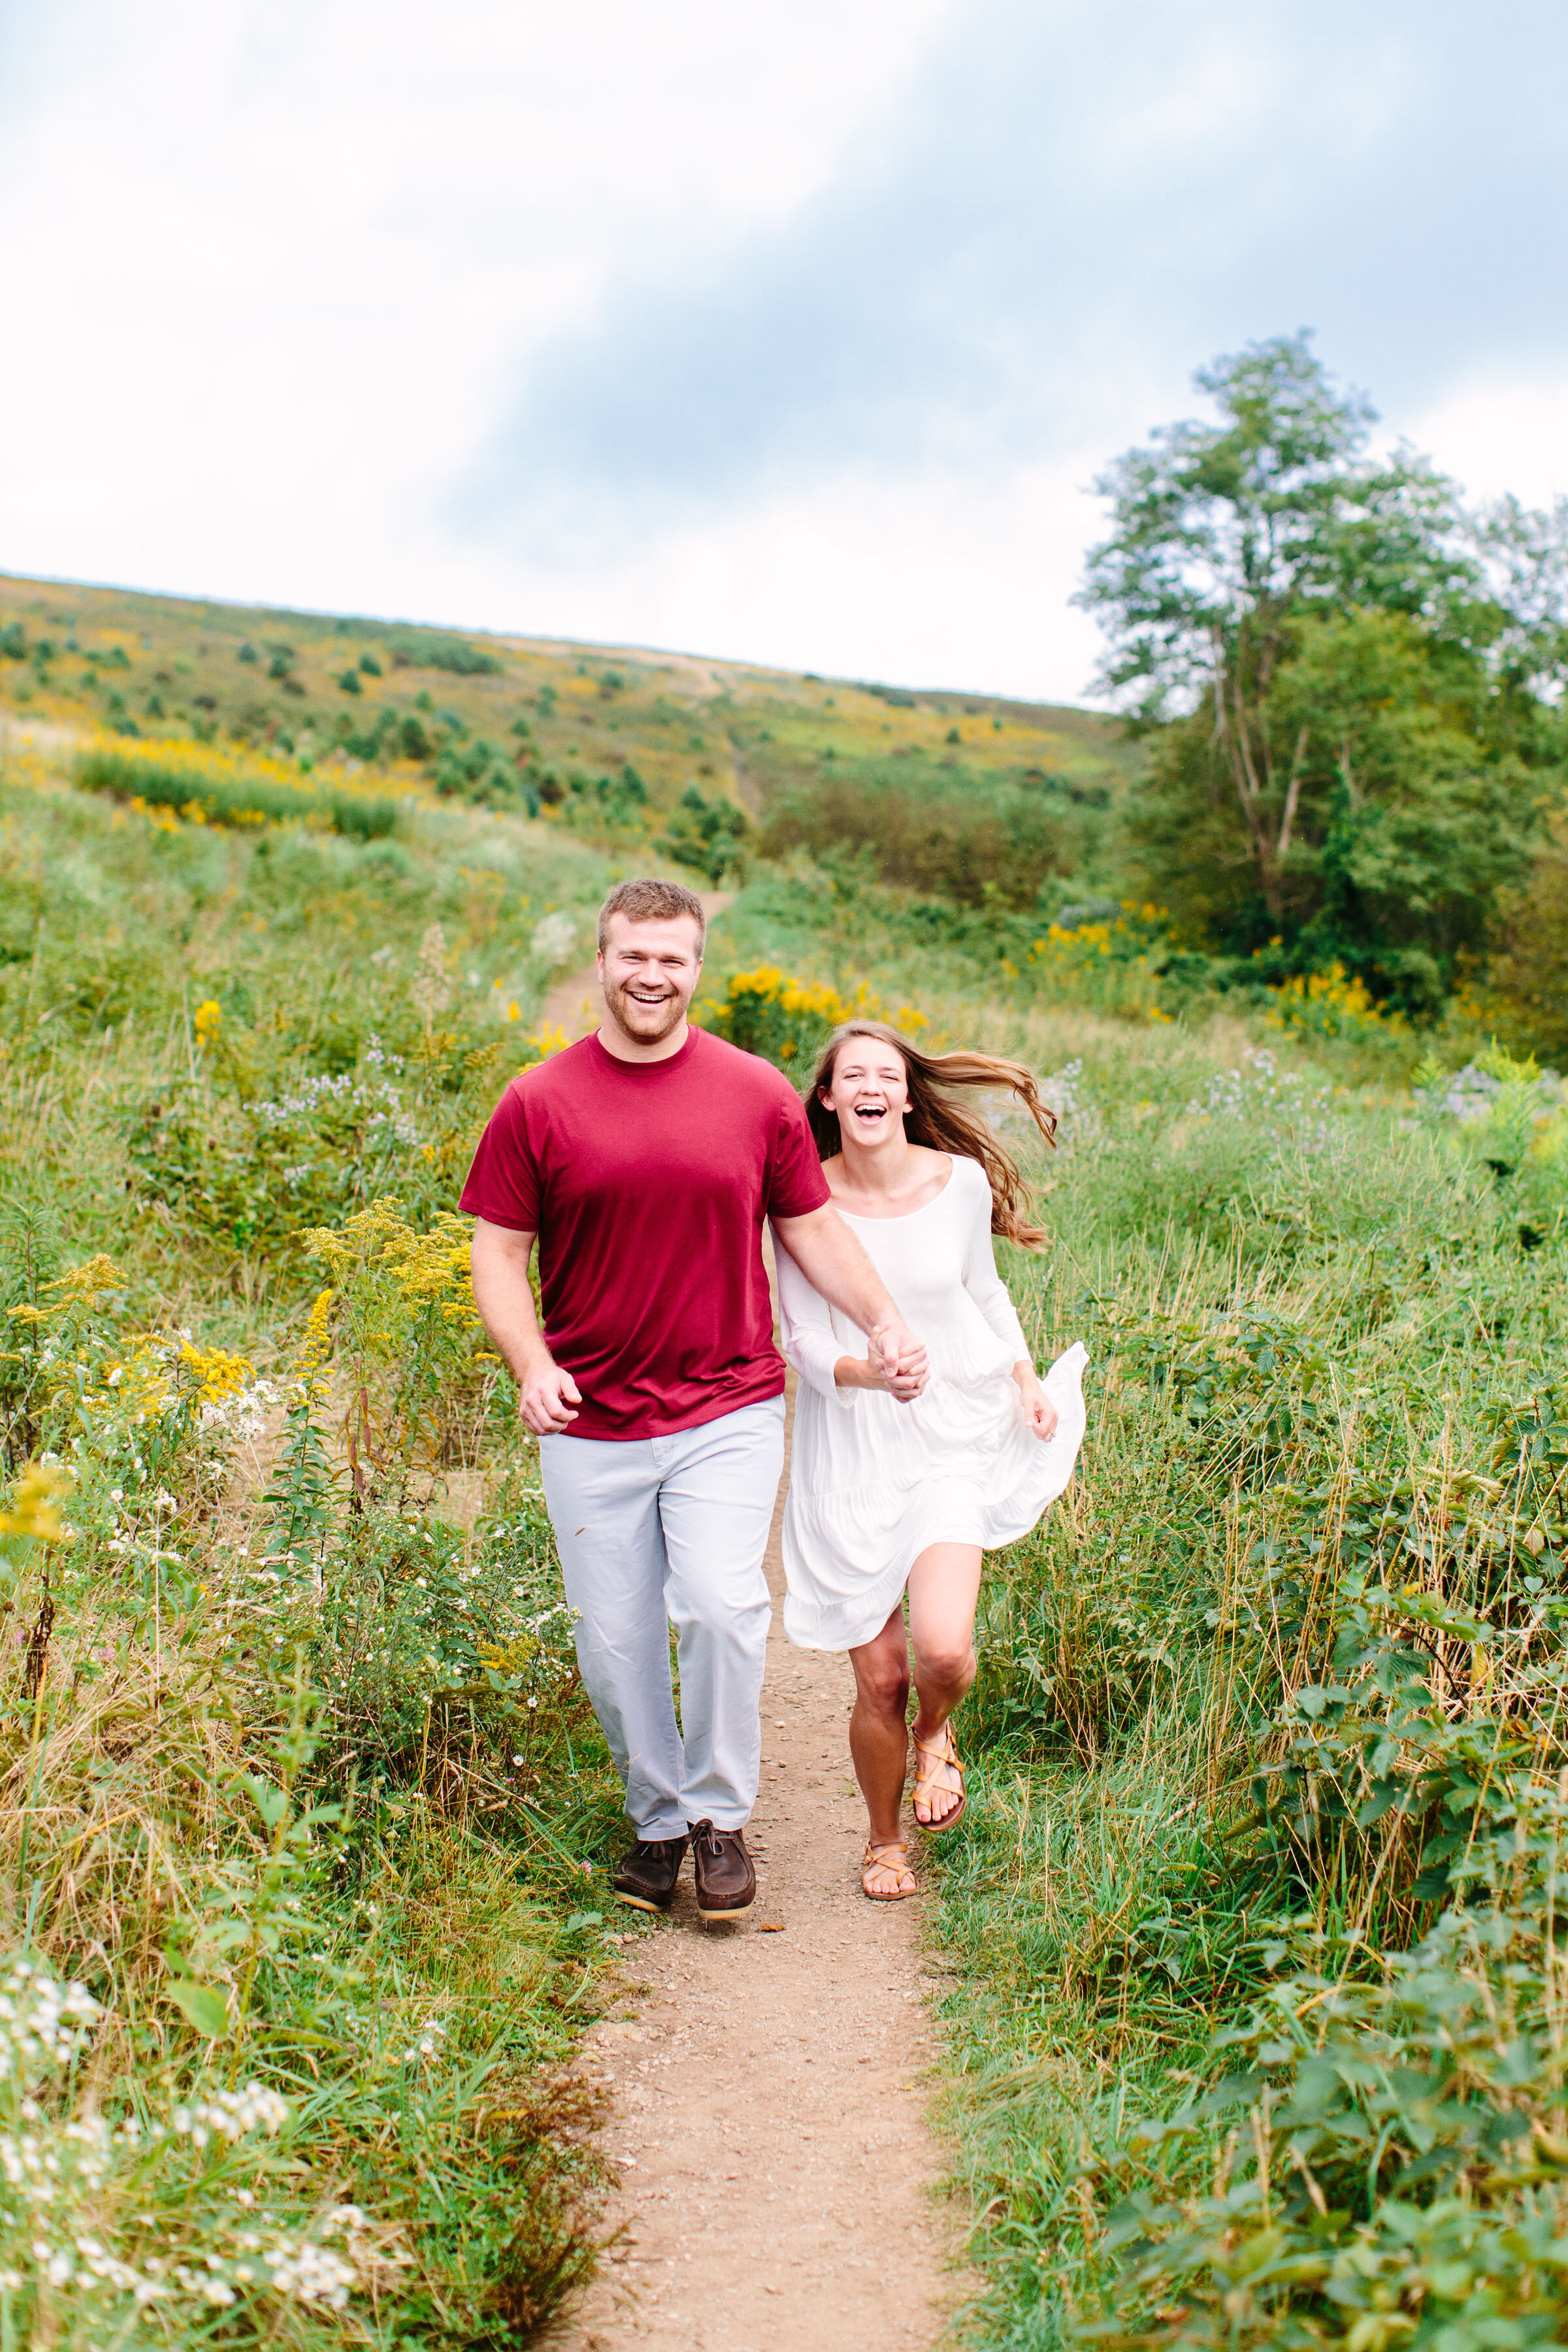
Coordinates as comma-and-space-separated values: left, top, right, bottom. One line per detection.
1407, 374, 1568, 512
1, 0, 1565, 703
0, 0, 961, 642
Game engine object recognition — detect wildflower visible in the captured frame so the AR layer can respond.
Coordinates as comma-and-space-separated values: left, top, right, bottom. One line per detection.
0, 1462, 72, 1545
192, 999, 222, 1046
410, 923, 453, 1028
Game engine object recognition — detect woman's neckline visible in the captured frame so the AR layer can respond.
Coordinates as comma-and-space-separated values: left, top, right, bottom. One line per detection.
829, 1154, 957, 1224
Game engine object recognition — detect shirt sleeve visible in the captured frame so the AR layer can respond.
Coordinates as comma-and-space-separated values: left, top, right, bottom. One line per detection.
958, 1160, 1031, 1364
764, 1083, 832, 1219
457, 1080, 542, 1231
774, 1228, 858, 1407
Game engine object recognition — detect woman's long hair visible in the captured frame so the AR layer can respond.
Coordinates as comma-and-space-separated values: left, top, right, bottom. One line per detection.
804, 1020, 1056, 1247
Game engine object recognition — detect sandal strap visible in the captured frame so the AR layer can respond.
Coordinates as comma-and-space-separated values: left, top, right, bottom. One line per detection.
913, 1725, 961, 1766
862, 1840, 915, 1883
912, 1727, 964, 1795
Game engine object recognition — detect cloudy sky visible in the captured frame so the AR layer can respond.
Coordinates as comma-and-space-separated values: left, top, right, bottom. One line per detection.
2, 0, 1565, 700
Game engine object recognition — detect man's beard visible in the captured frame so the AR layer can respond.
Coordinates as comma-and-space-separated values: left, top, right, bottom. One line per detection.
605, 977, 687, 1043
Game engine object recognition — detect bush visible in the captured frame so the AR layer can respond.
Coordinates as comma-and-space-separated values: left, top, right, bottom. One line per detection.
387, 632, 502, 676
665, 783, 745, 883
1078, 1902, 1568, 2351
77, 743, 397, 840
698, 965, 926, 1070
759, 764, 1089, 907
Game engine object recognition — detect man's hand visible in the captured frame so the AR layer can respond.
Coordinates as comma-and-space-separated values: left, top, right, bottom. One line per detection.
519, 1357, 582, 1435
774, 1205, 928, 1403
869, 1314, 928, 1403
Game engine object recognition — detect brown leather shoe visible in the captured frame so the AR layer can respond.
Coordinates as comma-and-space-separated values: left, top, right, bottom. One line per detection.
613, 1835, 687, 1913
687, 1819, 755, 1919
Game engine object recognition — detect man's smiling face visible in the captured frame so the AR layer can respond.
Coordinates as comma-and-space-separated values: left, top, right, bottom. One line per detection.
598, 913, 704, 1048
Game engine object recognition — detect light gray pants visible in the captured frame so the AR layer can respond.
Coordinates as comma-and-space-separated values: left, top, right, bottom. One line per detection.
538, 1396, 785, 1838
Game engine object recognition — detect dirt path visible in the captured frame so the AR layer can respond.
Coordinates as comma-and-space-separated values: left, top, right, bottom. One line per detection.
536, 890, 734, 1046
552, 1380, 968, 2352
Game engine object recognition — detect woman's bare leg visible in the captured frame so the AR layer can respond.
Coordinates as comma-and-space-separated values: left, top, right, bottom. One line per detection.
848, 1604, 913, 1850
907, 1543, 983, 1825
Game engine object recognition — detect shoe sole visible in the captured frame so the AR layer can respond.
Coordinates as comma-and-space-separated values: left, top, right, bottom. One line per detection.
696, 1895, 755, 1919
614, 1889, 671, 1914
914, 1795, 967, 1835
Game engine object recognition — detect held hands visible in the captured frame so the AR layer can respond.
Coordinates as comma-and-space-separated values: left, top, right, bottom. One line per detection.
868, 1315, 928, 1404
518, 1357, 582, 1434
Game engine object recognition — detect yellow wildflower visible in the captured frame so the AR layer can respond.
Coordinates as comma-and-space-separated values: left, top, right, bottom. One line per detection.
179, 1342, 253, 1402
0, 1461, 70, 1544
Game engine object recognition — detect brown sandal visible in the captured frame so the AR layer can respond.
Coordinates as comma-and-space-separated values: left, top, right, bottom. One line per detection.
911, 1725, 968, 1832
862, 1840, 917, 1902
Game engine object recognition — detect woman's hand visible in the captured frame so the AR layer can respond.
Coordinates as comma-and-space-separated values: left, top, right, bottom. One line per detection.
870, 1315, 928, 1401
1013, 1364, 1058, 1441
834, 1346, 928, 1401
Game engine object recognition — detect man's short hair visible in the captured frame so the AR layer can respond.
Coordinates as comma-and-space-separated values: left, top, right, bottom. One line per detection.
596, 877, 706, 954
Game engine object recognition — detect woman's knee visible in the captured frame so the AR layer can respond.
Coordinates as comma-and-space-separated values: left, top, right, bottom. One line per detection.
855, 1662, 911, 1720
914, 1640, 975, 1694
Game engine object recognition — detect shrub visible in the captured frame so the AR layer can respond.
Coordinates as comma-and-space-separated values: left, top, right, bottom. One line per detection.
698, 966, 926, 1070
665, 783, 745, 883
1078, 1901, 1568, 2351
386, 632, 502, 676
759, 764, 1089, 907
1262, 959, 1411, 1045
76, 742, 397, 840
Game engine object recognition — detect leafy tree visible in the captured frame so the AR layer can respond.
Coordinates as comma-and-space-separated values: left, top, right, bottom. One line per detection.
1483, 806, 1568, 1058
1079, 335, 1555, 1003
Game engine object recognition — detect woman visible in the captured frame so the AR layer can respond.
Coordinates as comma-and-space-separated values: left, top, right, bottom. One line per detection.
776, 1021, 1087, 1901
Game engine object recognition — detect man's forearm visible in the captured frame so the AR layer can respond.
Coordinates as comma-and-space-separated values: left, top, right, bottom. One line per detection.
773, 1207, 901, 1338
469, 1221, 553, 1380
470, 1220, 584, 1433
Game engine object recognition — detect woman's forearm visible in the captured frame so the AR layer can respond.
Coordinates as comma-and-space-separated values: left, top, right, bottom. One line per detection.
833, 1352, 877, 1389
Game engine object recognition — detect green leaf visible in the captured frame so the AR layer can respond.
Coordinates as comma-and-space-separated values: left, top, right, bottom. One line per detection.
564, 1911, 602, 1935
168, 1979, 229, 2036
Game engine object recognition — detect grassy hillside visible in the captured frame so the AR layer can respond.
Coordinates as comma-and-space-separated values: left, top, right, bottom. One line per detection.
0, 571, 1564, 2349
0, 570, 1144, 907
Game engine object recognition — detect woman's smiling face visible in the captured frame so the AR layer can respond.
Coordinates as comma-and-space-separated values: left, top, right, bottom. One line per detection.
821, 1036, 910, 1151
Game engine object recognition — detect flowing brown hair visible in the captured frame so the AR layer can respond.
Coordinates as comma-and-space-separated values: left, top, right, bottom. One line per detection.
805, 1020, 1056, 1247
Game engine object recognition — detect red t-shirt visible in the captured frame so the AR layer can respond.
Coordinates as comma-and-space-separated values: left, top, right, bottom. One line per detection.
459, 1027, 831, 1440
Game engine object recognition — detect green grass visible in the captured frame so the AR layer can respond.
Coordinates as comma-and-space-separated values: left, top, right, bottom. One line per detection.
76, 746, 398, 839
0, 754, 691, 2344
0, 568, 1138, 897
866, 1002, 1568, 2349
1, 608, 1565, 2346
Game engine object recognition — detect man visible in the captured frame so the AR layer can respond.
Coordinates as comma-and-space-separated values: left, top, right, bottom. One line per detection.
463, 876, 926, 1919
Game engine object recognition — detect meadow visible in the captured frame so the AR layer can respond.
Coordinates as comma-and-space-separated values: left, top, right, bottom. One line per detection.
0, 563, 1565, 2349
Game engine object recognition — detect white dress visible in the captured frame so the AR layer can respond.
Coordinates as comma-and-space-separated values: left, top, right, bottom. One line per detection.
776, 1154, 1088, 1650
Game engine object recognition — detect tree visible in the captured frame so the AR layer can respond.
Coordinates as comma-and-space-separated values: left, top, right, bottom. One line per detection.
1079, 335, 1551, 1004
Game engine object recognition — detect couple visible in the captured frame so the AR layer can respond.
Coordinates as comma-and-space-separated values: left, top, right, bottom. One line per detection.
463, 877, 1086, 1913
